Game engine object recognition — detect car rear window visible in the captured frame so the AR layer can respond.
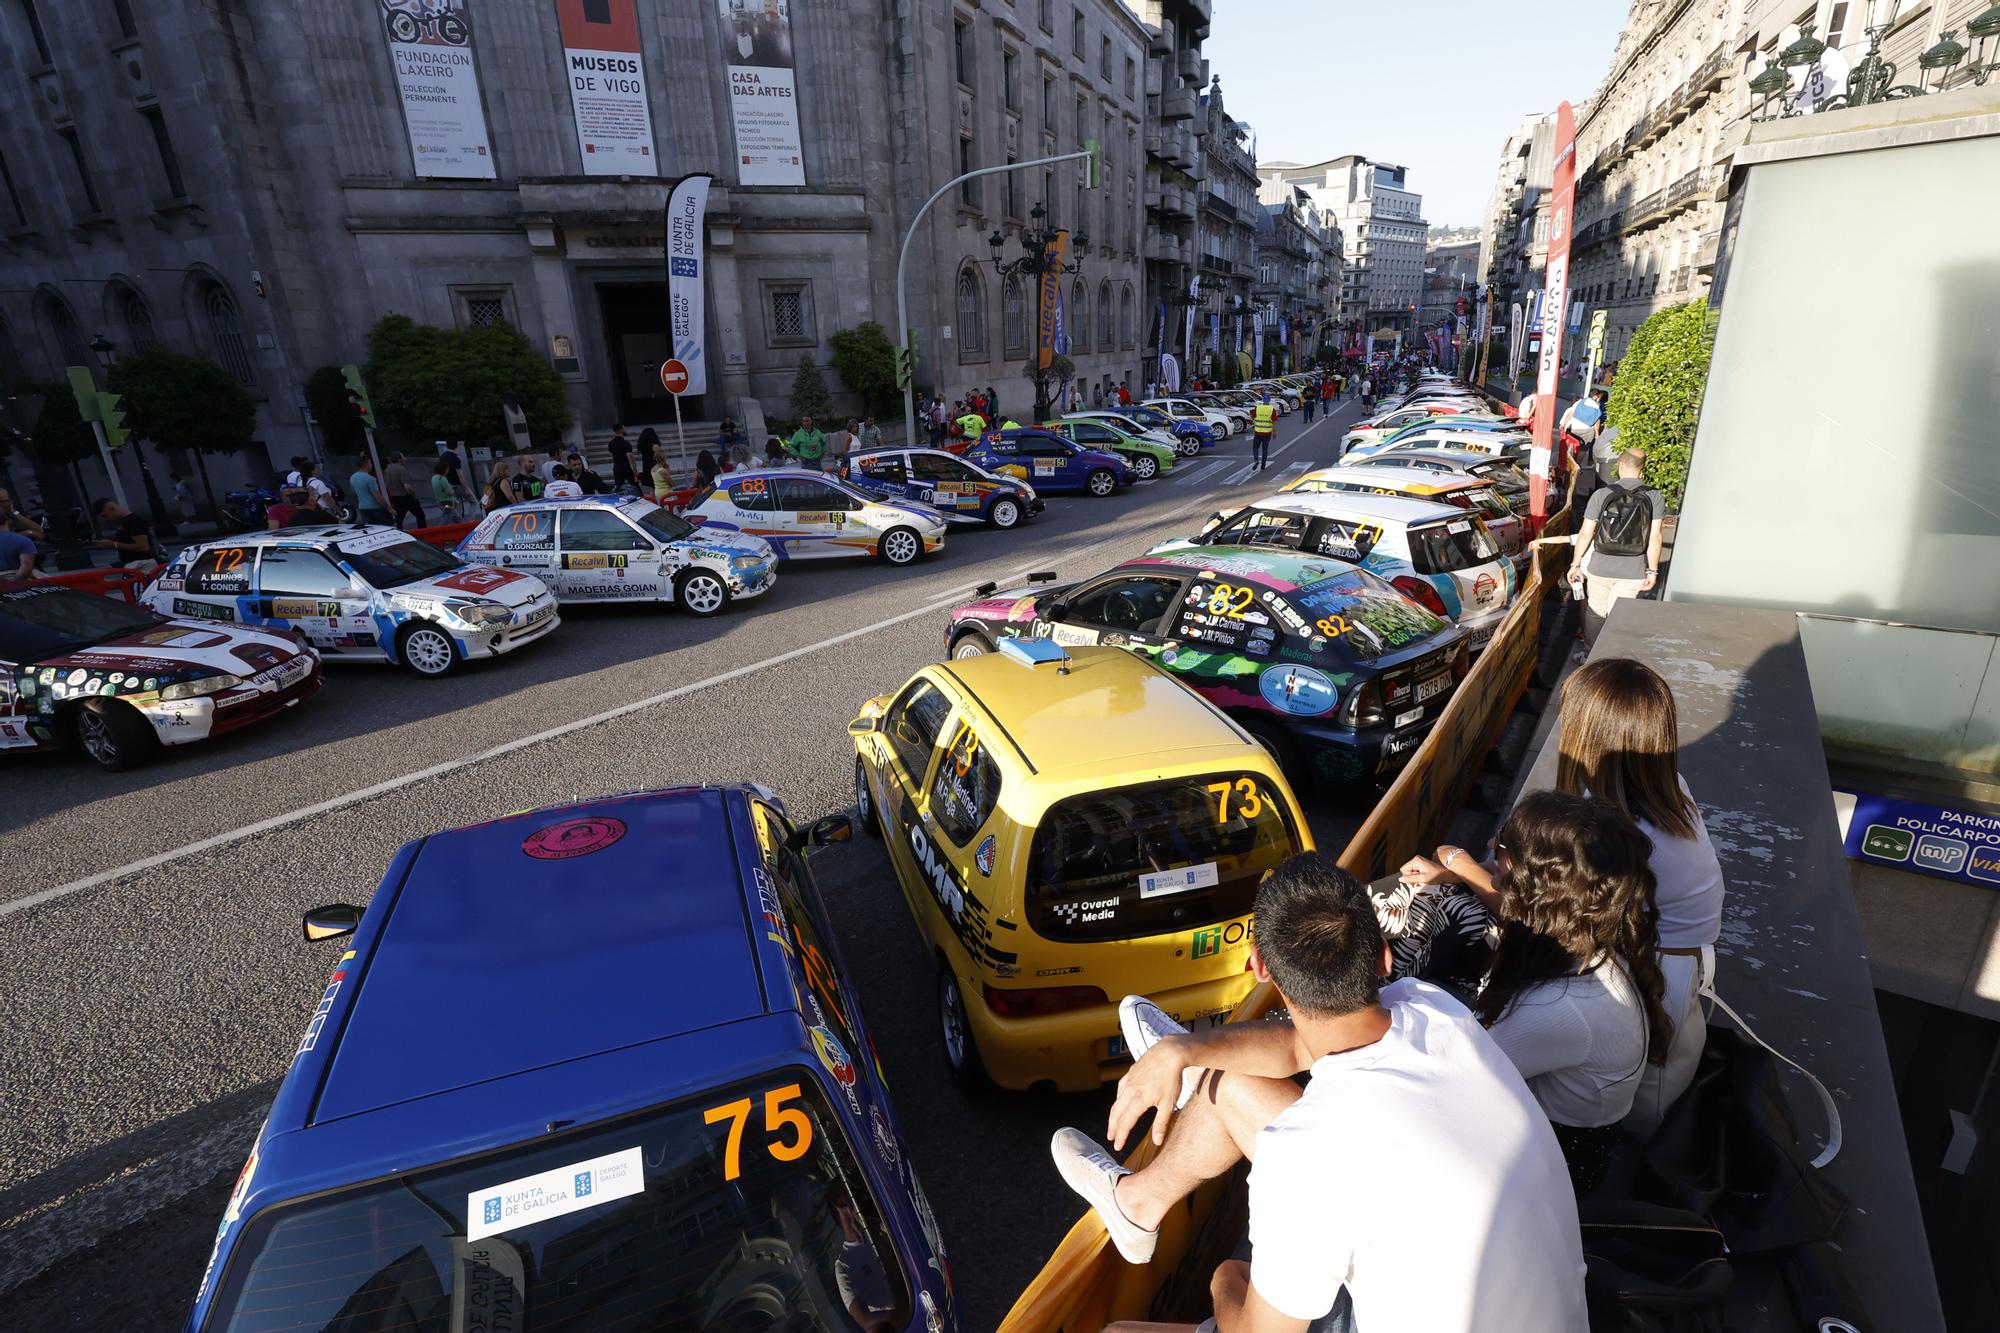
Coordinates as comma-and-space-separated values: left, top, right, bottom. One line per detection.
1028, 774, 1300, 943
204, 1074, 909, 1333
1291, 569, 1448, 657
1407, 520, 1499, 575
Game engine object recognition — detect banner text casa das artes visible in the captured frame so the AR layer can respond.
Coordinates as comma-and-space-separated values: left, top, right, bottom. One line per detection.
380, 0, 496, 180
665, 175, 713, 397
719, 0, 806, 186
556, 0, 658, 176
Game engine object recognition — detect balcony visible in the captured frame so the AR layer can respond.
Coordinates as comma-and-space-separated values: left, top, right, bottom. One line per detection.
1199, 191, 1237, 222
1161, 87, 1197, 121
1625, 167, 1706, 232
1146, 233, 1189, 266
1148, 19, 1174, 56
1159, 186, 1195, 219
1169, 127, 1198, 169
1145, 129, 1165, 160
1177, 48, 1203, 86
1199, 251, 1235, 276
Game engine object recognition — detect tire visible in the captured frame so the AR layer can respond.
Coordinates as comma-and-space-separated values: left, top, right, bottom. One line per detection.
397, 622, 460, 678
854, 758, 883, 838
76, 698, 158, 772
987, 496, 1023, 530
950, 631, 994, 660
878, 526, 924, 566
1086, 468, 1117, 497
1128, 453, 1159, 482
938, 969, 991, 1092
1175, 436, 1200, 458
675, 567, 730, 617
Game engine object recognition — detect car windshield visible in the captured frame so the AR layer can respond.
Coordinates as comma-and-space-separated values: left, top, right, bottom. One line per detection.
1407, 520, 1500, 575
1028, 774, 1301, 943
1470, 460, 1530, 489
204, 1074, 909, 1333
1125, 407, 1170, 427
337, 536, 465, 589
1292, 568, 1448, 657
631, 505, 694, 542
0, 585, 166, 661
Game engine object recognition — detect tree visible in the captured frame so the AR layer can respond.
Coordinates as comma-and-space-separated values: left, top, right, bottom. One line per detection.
7, 380, 95, 468
363, 314, 569, 448
108, 348, 259, 517
1603, 301, 1717, 510
787, 356, 833, 424
827, 321, 898, 417
304, 365, 366, 453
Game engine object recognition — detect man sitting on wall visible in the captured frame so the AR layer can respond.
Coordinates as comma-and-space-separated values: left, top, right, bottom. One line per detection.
1050, 852, 1586, 1333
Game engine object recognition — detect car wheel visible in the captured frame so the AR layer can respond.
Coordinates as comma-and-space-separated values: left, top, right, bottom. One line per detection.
878, 526, 923, 566
75, 698, 158, 772
854, 758, 883, 839
397, 622, 460, 678
1175, 437, 1200, 458
987, 496, 1023, 529
938, 969, 991, 1092
951, 631, 994, 660
1129, 453, 1159, 481
675, 567, 730, 617
1086, 468, 1117, 497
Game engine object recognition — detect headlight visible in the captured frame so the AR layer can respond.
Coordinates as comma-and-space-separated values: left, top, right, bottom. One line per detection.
443, 599, 513, 628
730, 554, 764, 571
160, 673, 243, 701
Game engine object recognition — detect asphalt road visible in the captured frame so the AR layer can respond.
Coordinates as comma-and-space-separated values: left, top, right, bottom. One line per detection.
0, 398, 1371, 1331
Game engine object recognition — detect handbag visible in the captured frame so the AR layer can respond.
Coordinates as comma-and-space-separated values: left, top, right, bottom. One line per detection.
1581, 1200, 1731, 1333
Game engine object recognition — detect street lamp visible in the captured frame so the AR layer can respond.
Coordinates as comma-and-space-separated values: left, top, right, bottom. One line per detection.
988, 203, 1087, 422
89, 333, 173, 532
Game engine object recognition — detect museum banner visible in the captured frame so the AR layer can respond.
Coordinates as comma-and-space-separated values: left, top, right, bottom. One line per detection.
380, 0, 496, 180
720, 0, 806, 186
555, 0, 657, 176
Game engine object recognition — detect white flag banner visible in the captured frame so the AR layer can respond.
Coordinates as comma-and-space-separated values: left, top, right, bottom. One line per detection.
556, 0, 657, 176
382, 0, 495, 180
665, 175, 713, 396
720, 0, 805, 186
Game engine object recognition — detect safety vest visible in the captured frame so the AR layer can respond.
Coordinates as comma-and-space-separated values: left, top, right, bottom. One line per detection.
1253, 403, 1278, 434
957, 414, 987, 437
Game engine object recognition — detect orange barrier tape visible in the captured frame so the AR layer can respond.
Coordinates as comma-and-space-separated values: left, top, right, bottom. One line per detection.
36, 567, 151, 605
999, 478, 1580, 1333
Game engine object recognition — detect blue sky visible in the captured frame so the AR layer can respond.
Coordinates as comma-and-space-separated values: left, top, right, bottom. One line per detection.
1202, 0, 1630, 227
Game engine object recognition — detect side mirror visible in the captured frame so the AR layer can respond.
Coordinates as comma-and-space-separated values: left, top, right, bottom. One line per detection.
1043, 601, 1068, 623
786, 814, 853, 854
847, 715, 879, 736
303, 903, 363, 942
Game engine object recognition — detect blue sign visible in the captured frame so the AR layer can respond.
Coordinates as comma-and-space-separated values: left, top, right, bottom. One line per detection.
1840, 789, 2000, 890
1258, 664, 1339, 717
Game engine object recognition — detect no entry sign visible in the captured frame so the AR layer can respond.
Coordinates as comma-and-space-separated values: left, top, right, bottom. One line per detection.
660, 359, 690, 394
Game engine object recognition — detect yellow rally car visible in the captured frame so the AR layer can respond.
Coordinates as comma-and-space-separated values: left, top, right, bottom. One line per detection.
848, 640, 1312, 1092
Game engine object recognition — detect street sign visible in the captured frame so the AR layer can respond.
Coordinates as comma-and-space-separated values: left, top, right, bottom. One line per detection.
660, 358, 691, 395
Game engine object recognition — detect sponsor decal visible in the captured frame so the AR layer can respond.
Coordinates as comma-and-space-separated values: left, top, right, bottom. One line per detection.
1473, 572, 1498, 601
295, 949, 357, 1057
465, 1146, 645, 1243
562, 553, 629, 570
1050, 894, 1119, 927
1139, 861, 1219, 899
270, 599, 341, 620
522, 816, 628, 859
1259, 664, 1340, 717
811, 1024, 856, 1088
433, 566, 527, 594
975, 834, 996, 877
173, 598, 235, 622
153, 577, 184, 592
1191, 918, 1253, 958
870, 1106, 900, 1172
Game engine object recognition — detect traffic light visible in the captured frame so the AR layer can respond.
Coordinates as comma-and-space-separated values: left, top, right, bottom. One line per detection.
1083, 138, 1101, 190
340, 363, 376, 430
895, 339, 917, 391
97, 392, 129, 448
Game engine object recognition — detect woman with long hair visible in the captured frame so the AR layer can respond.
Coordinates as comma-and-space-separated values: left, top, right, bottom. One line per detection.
1478, 790, 1672, 1193
484, 461, 516, 513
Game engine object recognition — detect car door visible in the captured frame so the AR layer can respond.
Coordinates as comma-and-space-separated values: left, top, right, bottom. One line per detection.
1011, 435, 1079, 488
853, 452, 915, 506
254, 546, 371, 652
1039, 571, 1188, 658
908, 451, 985, 518
868, 678, 957, 933
556, 507, 658, 600
483, 508, 559, 583
719, 475, 787, 550
1065, 421, 1124, 457
177, 543, 258, 622
915, 713, 1006, 966
770, 476, 865, 558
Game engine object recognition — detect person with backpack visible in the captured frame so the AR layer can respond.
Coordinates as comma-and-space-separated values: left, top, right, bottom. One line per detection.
1549, 449, 1664, 645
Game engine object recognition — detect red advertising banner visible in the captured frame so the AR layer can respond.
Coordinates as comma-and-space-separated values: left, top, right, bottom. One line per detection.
1529, 100, 1578, 522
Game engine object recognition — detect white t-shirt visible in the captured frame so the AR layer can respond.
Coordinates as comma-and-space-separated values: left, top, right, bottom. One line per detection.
543, 481, 583, 499
1248, 980, 1587, 1333
1485, 956, 1650, 1128
1638, 783, 1726, 949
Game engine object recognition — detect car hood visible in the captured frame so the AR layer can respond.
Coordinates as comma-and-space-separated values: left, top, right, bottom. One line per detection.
675, 529, 776, 562
396, 565, 552, 607
18, 620, 304, 685
951, 581, 1079, 625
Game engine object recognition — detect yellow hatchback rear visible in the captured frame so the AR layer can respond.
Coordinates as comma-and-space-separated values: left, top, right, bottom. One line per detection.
850, 643, 1311, 1092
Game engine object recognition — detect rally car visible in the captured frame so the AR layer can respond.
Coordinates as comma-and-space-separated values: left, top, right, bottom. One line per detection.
1143, 396, 1245, 434
455, 495, 775, 616
851, 643, 1311, 1091
1280, 463, 1526, 564
143, 526, 560, 679
1076, 405, 1218, 455
847, 447, 1042, 529
1040, 417, 1176, 481
961, 429, 1132, 498
1, 580, 320, 771
1350, 448, 1533, 505
942, 547, 1469, 787
681, 468, 948, 565
185, 787, 961, 1333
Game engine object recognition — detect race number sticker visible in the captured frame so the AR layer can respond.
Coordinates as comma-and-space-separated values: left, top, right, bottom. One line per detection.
1033, 459, 1060, 477
1139, 862, 1219, 899
466, 1147, 644, 1242
562, 554, 629, 570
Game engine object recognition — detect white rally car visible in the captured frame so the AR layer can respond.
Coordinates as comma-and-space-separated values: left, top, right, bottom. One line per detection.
455, 496, 776, 616
680, 468, 947, 565
143, 526, 560, 678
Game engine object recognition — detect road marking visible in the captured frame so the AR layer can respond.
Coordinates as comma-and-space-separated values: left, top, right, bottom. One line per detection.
1276, 461, 1310, 485
1172, 460, 1226, 487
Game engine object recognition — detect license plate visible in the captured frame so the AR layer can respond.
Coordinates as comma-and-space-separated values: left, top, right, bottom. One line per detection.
1466, 623, 1495, 649
1415, 673, 1451, 702
1107, 1009, 1230, 1060
521, 604, 553, 628
279, 656, 311, 688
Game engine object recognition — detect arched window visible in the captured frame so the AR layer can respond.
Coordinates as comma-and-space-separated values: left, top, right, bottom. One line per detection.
203, 283, 255, 384
1096, 281, 1113, 350
1121, 284, 1136, 349
1070, 279, 1087, 352
1003, 275, 1027, 356
40, 294, 89, 369
956, 267, 986, 355
121, 290, 158, 353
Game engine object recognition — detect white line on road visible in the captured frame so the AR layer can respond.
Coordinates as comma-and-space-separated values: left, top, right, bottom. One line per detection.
1171, 460, 1226, 487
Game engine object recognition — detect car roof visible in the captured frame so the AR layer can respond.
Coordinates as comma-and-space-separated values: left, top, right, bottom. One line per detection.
1299, 465, 1483, 491
716, 467, 850, 483
1236, 491, 1461, 526
481, 495, 641, 512
938, 646, 1254, 776
183, 524, 411, 550
1372, 448, 1507, 467
307, 788, 768, 1125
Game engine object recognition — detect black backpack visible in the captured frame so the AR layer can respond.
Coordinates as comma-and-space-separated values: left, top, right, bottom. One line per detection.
1594, 486, 1655, 559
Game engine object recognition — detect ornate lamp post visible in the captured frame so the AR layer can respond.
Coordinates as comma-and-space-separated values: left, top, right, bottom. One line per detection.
988, 203, 1087, 423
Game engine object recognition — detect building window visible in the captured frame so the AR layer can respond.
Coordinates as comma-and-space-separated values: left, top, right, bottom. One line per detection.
1004, 275, 1027, 356
1038, 0, 1052, 32
956, 267, 987, 355
0, 151, 25, 228
143, 108, 187, 200
1069, 279, 1087, 352
1125, 55, 1136, 98
19, 0, 50, 64
1005, 152, 1022, 218
110, 0, 136, 40
959, 137, 979, 208
1044, 168, 1057, 225
1003, 47, 1020, 112
1075, 180, 1087, 243
455, 289, 513, 330
1097, 280, 1113, 348
1042, 75, 1057, 130
58, 129, 101, 216
203, 284, 256, 384
42, 295, 88, 368
764, 282, 815, 346
1072, 10, 1084, 58
1100, 35, 1111, 78
121, 290, 157, 352
954, 19, 972, 87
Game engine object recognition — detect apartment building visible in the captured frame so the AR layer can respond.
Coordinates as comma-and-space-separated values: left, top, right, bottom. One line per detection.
1259, 154, 1429, 349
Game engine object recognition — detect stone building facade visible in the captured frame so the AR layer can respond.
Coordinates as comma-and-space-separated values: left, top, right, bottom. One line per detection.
1253, 186, 1338, 371
1258, 155, 1429, 352
1134, 0, 1208, 392
1193, 81, 1260, 379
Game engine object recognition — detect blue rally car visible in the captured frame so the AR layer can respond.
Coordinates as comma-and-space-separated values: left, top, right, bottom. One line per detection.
187, 787, 959, 1333
960, 427, 1132, 498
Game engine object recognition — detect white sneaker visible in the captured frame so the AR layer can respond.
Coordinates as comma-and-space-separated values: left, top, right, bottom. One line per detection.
1050, 1128, 1157, 1264
1119, 995, 1205, 1112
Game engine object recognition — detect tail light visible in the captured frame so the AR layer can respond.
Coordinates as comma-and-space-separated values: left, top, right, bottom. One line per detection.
1339, 679, 1385, 728
1391, 575, 1449, 617
982, 983, 1107, 1018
